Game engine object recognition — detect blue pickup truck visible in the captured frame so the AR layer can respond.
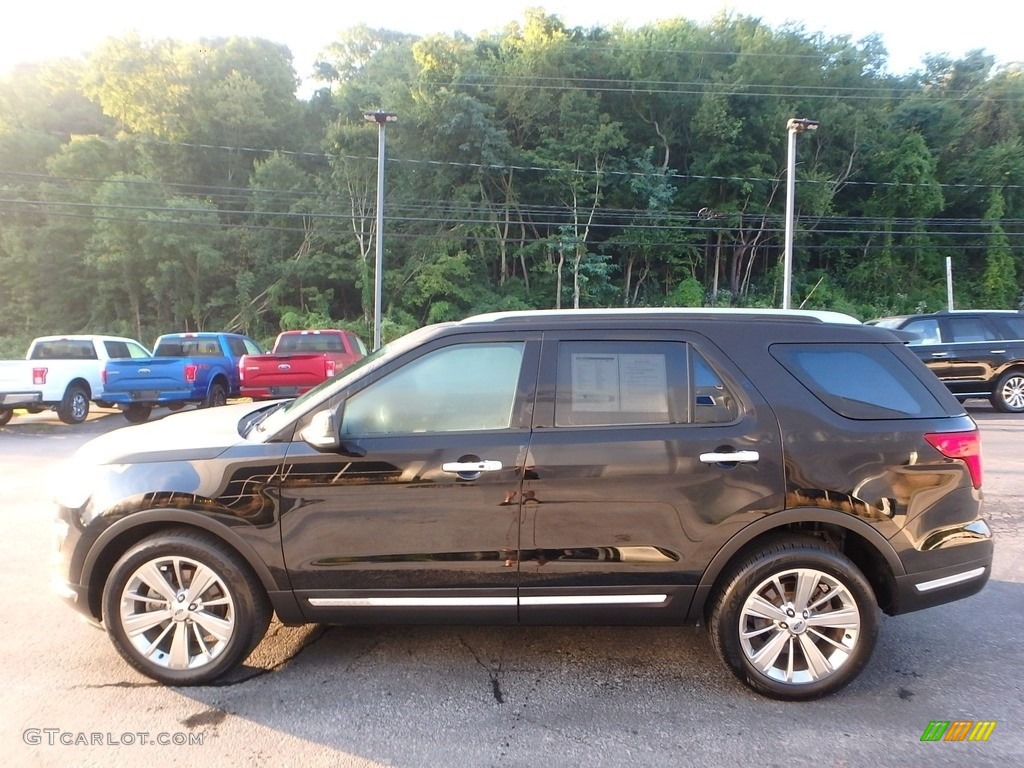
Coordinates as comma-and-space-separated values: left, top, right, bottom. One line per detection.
101, 332, 263, 422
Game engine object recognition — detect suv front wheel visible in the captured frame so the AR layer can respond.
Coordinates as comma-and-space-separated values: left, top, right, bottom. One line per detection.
709, 537, 878, 700
102, 530, 271, 685
991, 370, 1024, 413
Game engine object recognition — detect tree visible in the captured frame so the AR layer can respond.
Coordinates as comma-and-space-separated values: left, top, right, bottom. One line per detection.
980, 188, 1018, 307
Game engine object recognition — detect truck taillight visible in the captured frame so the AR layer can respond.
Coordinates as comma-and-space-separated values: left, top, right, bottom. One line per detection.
326, 359, 337, 378
925, 429, 983, 489
101, 369, 107, 385
238, 360, 245, 382
184, 364, 198, 383
33, 367, 47, 385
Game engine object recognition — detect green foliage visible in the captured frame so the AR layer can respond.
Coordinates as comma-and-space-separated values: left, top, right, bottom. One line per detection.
1, 14, 1022, 354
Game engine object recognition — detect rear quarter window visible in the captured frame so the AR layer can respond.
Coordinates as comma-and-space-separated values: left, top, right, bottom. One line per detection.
770, 343, 947, 419
996, 316, 1024, 340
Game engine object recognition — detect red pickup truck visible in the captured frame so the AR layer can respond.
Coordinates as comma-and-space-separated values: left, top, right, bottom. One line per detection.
238, 329, 367, 400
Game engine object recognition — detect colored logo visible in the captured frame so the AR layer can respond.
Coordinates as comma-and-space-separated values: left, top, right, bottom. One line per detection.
921, 721, 996, 742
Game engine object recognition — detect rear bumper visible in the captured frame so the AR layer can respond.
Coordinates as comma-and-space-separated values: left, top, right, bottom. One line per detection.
0, 391, 43, 406
240, 385, 312, 400
102, 389, 195, 405
890, 543, 993, 614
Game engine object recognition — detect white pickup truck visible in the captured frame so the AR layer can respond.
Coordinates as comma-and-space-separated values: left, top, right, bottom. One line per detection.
0, 335, 151, 426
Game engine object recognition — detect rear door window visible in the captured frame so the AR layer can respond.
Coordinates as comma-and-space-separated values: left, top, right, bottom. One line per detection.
946, 317, 997, 342
771, 343, 946, 419
104, 340, 151, 359
553, 341, 738, 427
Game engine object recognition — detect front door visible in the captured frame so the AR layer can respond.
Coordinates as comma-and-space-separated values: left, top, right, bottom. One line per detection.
280, 334, 539, 624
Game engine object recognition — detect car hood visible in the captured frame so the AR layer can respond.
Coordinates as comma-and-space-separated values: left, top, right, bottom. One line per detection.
74, 402, 266, 465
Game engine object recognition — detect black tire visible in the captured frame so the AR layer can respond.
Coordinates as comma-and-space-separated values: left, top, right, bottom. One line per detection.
167, 402, 186, 411
102, 529, 271, 686
990, 370, 1024, 413
708, 536, 878, 701
0, 408, 12, 427
204, 380, 228, 409
124, 404, 153, 424
57, 383, 90, 424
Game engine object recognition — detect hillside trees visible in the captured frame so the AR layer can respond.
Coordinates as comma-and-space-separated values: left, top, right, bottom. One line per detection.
1, 11, 1022, 355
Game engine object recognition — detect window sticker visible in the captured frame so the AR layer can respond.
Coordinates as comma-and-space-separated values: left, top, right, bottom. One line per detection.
571, 353, 668, 413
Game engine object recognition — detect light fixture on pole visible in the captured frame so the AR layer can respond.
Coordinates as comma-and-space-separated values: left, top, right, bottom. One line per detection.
782, 117, 819, 310
363, 109, 398, 350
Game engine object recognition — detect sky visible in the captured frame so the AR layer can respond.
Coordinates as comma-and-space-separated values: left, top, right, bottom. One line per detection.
2, 0, 1021, 86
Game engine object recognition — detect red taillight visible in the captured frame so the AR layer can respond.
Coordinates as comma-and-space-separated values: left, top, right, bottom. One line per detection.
101, 369, 107, 385
184, 364, 198, 383
238, 360, 245, 383
925, 429, 983, 489
32, 367, 47, 385
325, 359, 337, 378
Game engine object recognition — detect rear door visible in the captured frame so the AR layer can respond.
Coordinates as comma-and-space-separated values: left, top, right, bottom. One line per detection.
518, 329, 785, 625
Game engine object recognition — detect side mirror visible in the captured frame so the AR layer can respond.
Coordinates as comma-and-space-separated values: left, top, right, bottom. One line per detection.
299, 409, 340, 451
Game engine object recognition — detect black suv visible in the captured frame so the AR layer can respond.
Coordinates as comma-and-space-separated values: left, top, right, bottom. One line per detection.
869, 310, 1024, 412
54, 310, 992, 700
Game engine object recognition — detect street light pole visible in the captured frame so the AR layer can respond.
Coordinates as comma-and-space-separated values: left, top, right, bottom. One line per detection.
363, 110, 398, 350
782, 117, 819, 309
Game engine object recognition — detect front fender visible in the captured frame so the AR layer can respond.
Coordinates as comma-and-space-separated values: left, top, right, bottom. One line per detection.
79, 506, 302, 625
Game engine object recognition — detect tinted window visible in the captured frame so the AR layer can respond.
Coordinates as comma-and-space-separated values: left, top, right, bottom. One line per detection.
947, 317, 996, 342
693, 350, 739, 424
342, 342, 525, 435
155, 338, 224, 357
772, 344, 945, 419
104, 340, 149, 359
997, 316, 1024, 339
104, 341, 131, 359
225, 337, 250, 357
30, 340, 97, 360
902, 319, 941, 346
277, 333, 345, 353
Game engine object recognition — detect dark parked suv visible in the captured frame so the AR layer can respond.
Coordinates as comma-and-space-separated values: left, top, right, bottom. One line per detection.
54, 309, 992, 700
869, 309, 1024, 412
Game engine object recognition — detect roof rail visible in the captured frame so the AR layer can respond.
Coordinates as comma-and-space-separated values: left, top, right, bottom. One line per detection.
464, 308, 861, 325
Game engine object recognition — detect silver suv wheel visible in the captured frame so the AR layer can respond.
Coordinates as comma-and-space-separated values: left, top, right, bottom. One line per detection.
103, 530, 271, 685
992, 371, 1024, 413
709, 537, 878, 700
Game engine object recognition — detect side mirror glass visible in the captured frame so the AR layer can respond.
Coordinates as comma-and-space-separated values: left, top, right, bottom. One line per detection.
299, 409, 340, 451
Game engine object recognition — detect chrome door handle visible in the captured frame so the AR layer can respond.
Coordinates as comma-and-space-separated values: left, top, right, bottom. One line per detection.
699, 451, 760, 464
442, 460, 503, 473
990, 349, 1005, 354
930, 352, 949, 357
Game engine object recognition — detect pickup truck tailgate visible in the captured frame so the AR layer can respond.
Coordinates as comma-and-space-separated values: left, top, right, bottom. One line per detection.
240, 353, 328, 395
104, 358, 189, 397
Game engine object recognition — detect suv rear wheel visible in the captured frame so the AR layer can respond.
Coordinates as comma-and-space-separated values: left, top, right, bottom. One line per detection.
991, 370, 1024, 413
709, 537, 878, 700
102, 530, 271, 685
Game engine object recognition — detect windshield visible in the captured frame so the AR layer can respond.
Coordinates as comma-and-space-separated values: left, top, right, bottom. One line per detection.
245, 324, 444, 440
